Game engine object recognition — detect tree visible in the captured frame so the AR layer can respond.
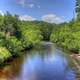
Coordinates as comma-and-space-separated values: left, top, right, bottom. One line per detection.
76, 0, 80, 19
0, 47, 11, 63
37, 21, 54, 40
0, 32, 5, 46
21, 28, 43, 48
2, 12, 19, 38
5, 36, 23, 56
0, 15, 4, 31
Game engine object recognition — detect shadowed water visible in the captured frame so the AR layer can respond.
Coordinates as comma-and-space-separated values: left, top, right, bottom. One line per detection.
0, 43, 76, 80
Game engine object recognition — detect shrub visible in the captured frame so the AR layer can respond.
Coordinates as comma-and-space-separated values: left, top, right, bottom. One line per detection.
21, 29, 43, 48
0, 47, 11, 62
6, 36, 23, 56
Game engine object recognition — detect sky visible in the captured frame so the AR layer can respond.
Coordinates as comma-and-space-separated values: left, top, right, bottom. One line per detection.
0, 0, 75, 23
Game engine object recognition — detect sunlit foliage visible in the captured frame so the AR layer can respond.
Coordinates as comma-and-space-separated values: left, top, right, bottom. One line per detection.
0, 47, 11, 62
5, 36, 23, 56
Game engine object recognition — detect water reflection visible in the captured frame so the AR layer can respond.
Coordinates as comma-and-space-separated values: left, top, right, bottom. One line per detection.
19, 44, 76, 80
0, 43, 76, 80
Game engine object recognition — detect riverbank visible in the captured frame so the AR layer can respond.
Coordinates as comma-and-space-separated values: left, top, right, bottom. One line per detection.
70, 53, 80, 80
0, 41, 80, 80
0, 42, 77, 80
54, 43, 80, 80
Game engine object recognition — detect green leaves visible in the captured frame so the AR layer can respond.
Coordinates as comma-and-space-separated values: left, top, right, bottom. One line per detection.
50, 21, 80, 53
76, 0, 80, 19
21, 28, 43, 48
0, 9, 80, 63
5, 36, 23, 56
38, 22, 54, 40
0, 47, 11, 62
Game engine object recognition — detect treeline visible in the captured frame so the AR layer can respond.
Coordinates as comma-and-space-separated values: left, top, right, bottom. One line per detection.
50, 19, 80, 53
0, 12, 57, 63
51, 0, 80, 53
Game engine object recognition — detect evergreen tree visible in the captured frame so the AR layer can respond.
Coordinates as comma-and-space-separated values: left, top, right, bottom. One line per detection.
76, 0, 80, 19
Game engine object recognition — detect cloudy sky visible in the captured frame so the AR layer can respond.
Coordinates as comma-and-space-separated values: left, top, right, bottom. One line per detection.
0, 0, 75, 23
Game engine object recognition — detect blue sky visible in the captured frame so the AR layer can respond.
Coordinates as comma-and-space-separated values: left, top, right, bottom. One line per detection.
0, 0, 75, 23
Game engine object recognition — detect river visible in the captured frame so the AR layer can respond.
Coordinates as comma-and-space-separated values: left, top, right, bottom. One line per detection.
0, 42, 76, 80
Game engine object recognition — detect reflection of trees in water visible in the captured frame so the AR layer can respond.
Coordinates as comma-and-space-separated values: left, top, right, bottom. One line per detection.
0, 55, 24, 80
20, 44, 76, 80
25, 43, 56, 60
0, 43, 76, 80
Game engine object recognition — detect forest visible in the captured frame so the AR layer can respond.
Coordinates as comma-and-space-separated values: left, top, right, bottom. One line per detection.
0, 0, 80, 64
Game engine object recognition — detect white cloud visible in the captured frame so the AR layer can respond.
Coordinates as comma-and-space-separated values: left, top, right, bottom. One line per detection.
28, 4, 35, 8
19, 15, 36, 21
41, 14, 64, 24
0, 10, 4, 16
27, 4, 40, 8
17, 0, 40, 8
18, 0, 26, 7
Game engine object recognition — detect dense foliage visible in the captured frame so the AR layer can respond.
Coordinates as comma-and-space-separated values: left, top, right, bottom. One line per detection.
50, 0, 80, 53
0, 13, 46, 62
5, 36, 23, 56
0, 47, 11, 63
50, 20, 80, 53
20, 25, 43, 48
0, 0, 80, 63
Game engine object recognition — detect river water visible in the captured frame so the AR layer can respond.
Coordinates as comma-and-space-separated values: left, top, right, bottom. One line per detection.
0, 42, 76, 80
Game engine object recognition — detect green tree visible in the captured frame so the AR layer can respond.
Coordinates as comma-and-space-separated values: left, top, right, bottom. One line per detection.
0, 47, 11, 63
2, 12, 19, 38
0, 32, 6, 46
21, 28, 43, 48
76, 0, 80, 17
37, 21, 54, 40
5, 36, 23, 56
